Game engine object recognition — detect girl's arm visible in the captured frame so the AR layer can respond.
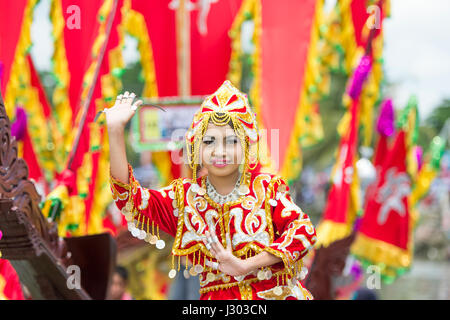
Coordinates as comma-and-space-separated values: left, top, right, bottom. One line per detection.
106, 91, 142, 183
107, 92, 178, 238
244, 251, 281, 271
107, 124, 128, 183
261, 178, 317, 276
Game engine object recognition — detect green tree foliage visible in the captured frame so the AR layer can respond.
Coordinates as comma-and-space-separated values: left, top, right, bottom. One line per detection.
424, 99, 450, 133
418, 99, 450, 151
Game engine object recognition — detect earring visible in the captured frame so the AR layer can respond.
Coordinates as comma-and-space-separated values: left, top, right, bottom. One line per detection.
238, 137, 250, 195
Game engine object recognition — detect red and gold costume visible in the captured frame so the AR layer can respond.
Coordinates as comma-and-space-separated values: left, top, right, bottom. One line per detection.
110, 81, 317, 300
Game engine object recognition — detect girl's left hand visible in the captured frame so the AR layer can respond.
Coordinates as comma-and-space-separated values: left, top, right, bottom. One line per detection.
202, 229, 251, 277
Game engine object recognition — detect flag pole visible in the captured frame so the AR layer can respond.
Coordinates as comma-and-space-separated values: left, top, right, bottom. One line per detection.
176, 0, 191, 97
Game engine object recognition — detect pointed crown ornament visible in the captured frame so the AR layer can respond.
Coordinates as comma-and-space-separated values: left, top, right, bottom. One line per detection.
185, 80, 260, 185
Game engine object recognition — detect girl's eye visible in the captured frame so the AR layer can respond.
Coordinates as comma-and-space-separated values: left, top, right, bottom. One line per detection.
203, 139, 214, 145
226, 138, 238, 144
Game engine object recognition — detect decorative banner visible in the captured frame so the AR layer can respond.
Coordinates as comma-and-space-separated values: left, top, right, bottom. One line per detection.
24, 55, 57, 188
409, 136, 446, 210
50, 0, 106, 165
335, 0, 389, 74
342, 0, 390, 147
0, 259, 25, 300
123, 0, 243, 97
318, 0, 390, 147
51, 0, 105, 117
228, 0, 324, 182
351, 129, 412, 283
5, 52, 55, 194
364, 98, 395, 203
45, 0, 126, 236
315, 98, 361, 247
73, 0, 126, 236
132, 102, 200, 152
351, 98, 419, 283
0, 0, 38, 118
315, 53, 373, 247
12, 107, 44, 186
189, 0, 243, 95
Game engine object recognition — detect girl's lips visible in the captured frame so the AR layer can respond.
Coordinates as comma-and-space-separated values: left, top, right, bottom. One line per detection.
212, 160, 230, 168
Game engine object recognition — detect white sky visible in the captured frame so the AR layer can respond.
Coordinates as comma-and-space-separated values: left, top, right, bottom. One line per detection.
383, 0, 450, 120
30, 0, 450, 122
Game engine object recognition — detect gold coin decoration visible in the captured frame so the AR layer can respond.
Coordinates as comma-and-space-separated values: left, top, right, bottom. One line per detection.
131, 228, 140, 237
206, 272, 216, 282
138, 230, 146, 240
189, 267, 198, 277
156, 239, 165, 249
274, 286, 283, 296
168, 269, 177, 279
191, 184, 200, 193
194, 264, 204, 274
238, 184, 250, 195
150, 235, 158, 244
257, 270, 266, 281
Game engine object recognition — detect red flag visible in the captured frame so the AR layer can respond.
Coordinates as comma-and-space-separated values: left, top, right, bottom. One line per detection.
10, 55, 54, 195
364, 98, 395, 202
315, 98, 360, 247
71, 0, 126, 234
58, 0, 105, 116
0, 0, 27, 94
125, 0, 242, 97
345, 0, 390, 147
51, 0, 108, 169
48, 0, 126, 235
350, 0, 384, 49
237, 0, 323, 181
125, 0, 178, 96
0, 0, 37, 117
190, 0, 242, 95
0, 259, 25, 300
25, 55, 55, 191
351, 129, 413, 282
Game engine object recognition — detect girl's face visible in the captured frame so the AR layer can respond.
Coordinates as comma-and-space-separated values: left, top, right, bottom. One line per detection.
200, 123, 244, 179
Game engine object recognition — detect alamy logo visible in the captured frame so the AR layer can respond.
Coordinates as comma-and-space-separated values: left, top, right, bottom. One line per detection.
366, 5, 381, 30
66, 5, 81, 30
366, 265, 381, 290
66, 265, 81, 290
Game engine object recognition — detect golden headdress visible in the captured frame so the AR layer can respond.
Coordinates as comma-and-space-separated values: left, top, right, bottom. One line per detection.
185, 80, 260, 191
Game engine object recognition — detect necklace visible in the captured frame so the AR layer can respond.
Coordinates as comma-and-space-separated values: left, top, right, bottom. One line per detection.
206, 174, 241, 205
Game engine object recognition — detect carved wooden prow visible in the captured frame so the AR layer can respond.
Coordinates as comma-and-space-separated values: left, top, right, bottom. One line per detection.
304, 231, 357, 300
0, 93, 116, 299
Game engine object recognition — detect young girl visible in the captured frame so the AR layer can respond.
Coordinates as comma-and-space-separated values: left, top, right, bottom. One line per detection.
107, 80, 317, 300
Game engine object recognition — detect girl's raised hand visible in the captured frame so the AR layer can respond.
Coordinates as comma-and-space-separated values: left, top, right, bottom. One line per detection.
105, 91, 143, 129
